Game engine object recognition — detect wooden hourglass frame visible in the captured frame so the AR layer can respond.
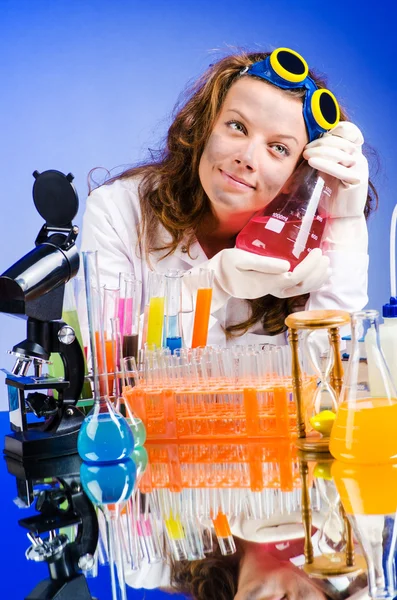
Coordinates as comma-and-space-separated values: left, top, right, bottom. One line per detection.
299, 453, 366, 578
285, 310, 350, 453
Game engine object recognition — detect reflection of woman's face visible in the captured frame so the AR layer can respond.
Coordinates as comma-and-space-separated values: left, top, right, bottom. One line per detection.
198, 77, 308, 229
234, 546, 326, 600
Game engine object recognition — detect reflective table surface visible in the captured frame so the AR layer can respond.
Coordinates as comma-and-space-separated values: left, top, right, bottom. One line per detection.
1, 409, 383, 600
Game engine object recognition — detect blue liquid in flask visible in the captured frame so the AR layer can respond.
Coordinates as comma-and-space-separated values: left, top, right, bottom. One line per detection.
80, 458, 136, 505
78, 411, 135, 464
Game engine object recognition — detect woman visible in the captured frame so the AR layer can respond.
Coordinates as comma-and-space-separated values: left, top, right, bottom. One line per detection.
81, 47, 375, 347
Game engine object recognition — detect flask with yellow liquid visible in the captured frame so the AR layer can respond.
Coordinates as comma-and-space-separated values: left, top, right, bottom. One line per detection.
330, 310, 397, 464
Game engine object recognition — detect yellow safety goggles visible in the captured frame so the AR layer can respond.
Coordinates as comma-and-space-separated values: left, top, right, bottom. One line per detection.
242, 47, 340, 141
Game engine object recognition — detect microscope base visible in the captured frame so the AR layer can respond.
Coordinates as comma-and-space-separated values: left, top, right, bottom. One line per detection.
4, 428, 81, 461
25, 574, 93, 600
4, 406, 85, 460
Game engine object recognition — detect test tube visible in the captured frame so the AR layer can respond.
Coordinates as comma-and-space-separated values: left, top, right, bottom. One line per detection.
83, 251, 108, 399
146, 273, 166, 349
165, 270, 183, 354
212, 511, 236, 556
191, 269, 214, 348
119, 273, 142, 362
137, 494, 163, 564
103, 285, 120, 396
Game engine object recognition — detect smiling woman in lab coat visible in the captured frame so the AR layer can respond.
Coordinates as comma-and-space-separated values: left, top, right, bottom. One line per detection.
81, 48, 375, 347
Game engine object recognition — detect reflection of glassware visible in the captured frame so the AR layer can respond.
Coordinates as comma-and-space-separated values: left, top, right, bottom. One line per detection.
236, 162, 338, 269
77, 251, 134, 464
330, 310, 397, 464
333, 461, 397, 599
299, 454, 366, 578
212, 511, 236, 555
81, 459, 136, 600
191, 269, 214, 348
314, 462, 346, 555
119, 273, 141, 362
118, 356, 147, 448
146, 272, 166, 349
165, 269, 183, 354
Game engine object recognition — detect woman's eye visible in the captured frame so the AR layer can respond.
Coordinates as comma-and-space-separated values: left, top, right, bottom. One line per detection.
226, 120, 246, 133
271, 143, 290, 156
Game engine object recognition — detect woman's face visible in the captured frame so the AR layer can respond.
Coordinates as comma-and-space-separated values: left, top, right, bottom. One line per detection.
234, 548, 326, 600
198, 76, 308, 230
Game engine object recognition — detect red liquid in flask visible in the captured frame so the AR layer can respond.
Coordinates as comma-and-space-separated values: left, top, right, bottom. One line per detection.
236, 164, 337, 270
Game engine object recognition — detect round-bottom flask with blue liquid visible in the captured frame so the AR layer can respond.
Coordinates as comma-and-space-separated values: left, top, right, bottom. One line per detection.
78, 396, 135, 464
80, 458, 137, 505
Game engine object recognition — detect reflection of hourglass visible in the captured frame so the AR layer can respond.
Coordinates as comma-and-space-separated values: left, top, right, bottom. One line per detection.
315, 461, 346, 556
299, 455, 366, 578
285, 310, 351, 453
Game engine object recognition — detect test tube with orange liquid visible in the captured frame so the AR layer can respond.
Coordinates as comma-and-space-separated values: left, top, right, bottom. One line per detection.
191, 269, 214, 348
212, 511, 236, 555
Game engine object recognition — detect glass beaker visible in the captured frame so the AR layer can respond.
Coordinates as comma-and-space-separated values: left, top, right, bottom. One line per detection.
330, 310, 397, 464
236, 162, 338, 269
77, 251, 134, 464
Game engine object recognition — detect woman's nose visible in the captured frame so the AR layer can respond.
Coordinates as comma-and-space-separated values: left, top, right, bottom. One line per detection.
234, 140, 260, 171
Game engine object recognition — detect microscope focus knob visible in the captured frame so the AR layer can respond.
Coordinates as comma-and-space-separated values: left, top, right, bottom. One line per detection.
58, 325, 76, 345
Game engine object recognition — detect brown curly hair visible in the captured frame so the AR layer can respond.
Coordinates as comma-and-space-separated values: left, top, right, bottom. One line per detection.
105, 49, 378, 337
167, 540, 241, 599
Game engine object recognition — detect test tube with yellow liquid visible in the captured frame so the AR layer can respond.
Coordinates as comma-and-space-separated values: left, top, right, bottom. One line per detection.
330, 310, 397, 464
145, 273, 166, 350
191, 269, 214, 348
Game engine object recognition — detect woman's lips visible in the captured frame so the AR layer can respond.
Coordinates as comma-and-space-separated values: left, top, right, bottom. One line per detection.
220, 169, 255, 190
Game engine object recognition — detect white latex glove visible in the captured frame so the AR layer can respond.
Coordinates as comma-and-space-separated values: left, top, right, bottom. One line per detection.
303, 121, 369, 218
184, 248, 331, 312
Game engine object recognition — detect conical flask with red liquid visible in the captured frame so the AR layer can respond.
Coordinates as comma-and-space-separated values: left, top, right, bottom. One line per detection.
236, 162, 339, 270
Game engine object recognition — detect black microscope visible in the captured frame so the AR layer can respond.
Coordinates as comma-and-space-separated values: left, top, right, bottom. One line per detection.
0, 169, 86, 461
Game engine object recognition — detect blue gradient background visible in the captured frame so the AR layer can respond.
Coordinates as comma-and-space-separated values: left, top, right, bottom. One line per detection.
0, 1, 396, 596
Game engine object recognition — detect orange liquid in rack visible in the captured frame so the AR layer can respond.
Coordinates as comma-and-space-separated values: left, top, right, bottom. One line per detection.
330, 397, 397, 464
191, 288, 212, 348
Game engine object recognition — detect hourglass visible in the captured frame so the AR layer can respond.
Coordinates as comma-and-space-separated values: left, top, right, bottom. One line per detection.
299, 454, 366, 578
285, 309, 350, 453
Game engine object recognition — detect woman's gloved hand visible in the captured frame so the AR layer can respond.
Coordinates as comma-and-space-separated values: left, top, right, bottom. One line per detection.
303, 121, 369, 219
184, 248, 331, 312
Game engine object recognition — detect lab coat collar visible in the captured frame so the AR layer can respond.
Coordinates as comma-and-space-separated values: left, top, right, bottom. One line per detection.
159, 225, 208, 268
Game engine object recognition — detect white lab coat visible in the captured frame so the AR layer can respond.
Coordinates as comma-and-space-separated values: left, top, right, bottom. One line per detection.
80, 176, 369, 348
